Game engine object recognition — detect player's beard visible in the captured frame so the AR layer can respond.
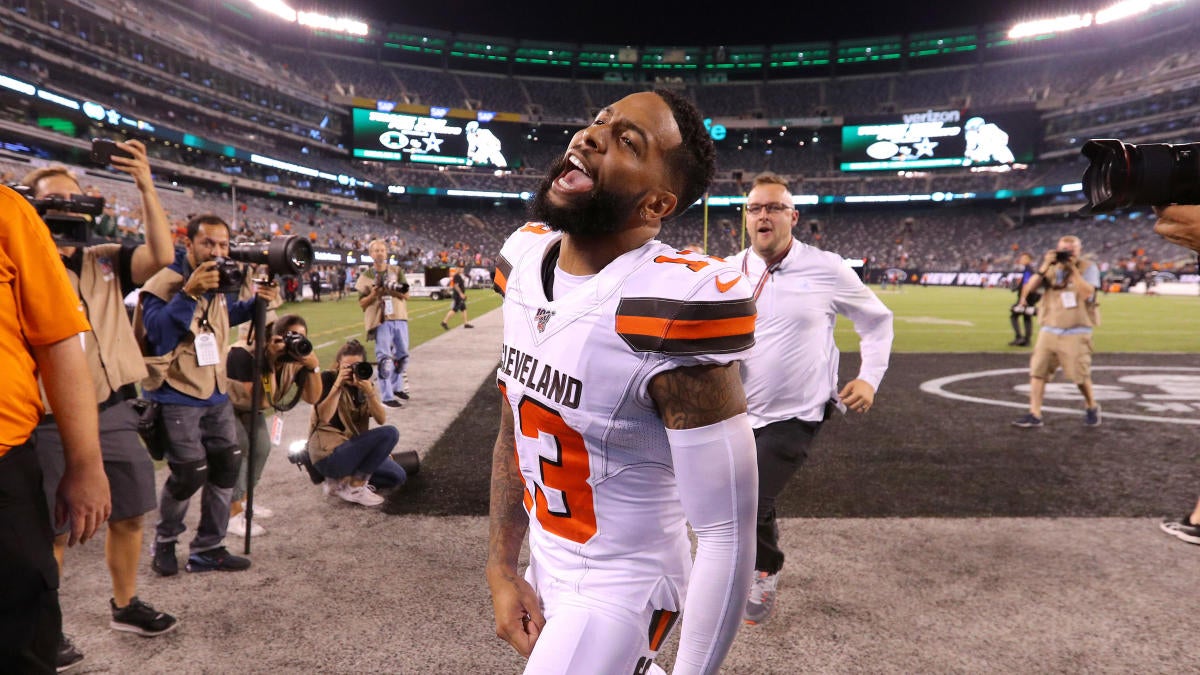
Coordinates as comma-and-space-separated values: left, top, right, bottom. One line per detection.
529, 156, 638, 238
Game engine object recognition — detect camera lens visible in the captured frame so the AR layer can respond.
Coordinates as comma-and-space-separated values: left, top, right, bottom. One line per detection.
1081, 139, 1200, 214
352, 362, 373, 380
284, 331, 312, 359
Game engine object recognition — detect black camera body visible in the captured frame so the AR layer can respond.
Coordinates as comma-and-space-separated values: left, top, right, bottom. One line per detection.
1080, 139, 1200, 214
378, 279, 409, 295
13, 186, 104, 246
281, 331, 313, 361
352, 361, 374, 381
1055, 250, 1074, 264
213, 257, 246, 294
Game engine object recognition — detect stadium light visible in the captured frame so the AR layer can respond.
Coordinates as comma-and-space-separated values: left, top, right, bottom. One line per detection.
1008, 0, 1185, 38
247, 0, 369, 37
1096, 0, 1179, 24
249, 0, 295, 22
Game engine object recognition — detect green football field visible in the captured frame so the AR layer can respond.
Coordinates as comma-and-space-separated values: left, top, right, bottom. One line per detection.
280, 285, 1199, 366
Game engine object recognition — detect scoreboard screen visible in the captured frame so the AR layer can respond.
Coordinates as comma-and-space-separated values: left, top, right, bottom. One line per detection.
840, 109, 1037, 172
350, 108, 521, 167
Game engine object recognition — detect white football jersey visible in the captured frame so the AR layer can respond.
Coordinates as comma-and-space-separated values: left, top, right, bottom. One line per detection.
494, 224, 755, 614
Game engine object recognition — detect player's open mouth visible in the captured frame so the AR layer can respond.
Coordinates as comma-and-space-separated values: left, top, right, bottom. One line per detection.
555, 153, 594, 194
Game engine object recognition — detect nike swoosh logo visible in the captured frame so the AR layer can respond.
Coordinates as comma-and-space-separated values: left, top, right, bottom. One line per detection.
715, 274, 740, 293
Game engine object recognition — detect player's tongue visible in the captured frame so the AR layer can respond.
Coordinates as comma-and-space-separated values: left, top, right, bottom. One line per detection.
557, 167, 594, 193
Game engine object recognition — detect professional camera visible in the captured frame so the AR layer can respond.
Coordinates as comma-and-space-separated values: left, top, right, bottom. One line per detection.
377, 279, 410, 295
352, 361, 374, 380
1055, 250, 1074, 264
1080, 139, 1200, 214
13, 186, 104, 246
280, 330, 313, 362
213, 257, 246, 294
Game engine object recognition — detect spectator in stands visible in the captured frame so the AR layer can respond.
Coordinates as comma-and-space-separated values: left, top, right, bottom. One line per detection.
21, 149, 180, 663
136, 214, 276, 576
225, 314, 322, 537
1009, 253, 1040, 347
0, 186, 108, 675
356, 239, 410, 406
440, 267, 473, 330
1154, 204, 1200, 546
730, 173, 894, 625
1012, 235, 1102, 428
306, 340, 408, 506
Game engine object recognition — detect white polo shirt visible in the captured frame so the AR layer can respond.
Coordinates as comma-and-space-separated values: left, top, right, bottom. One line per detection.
730, 239, 894, 428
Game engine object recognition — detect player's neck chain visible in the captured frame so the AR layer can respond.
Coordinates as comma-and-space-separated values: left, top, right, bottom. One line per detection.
743, 240, 793, 302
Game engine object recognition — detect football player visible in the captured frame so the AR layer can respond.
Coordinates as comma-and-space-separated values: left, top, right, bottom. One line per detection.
486, 89, 759, 674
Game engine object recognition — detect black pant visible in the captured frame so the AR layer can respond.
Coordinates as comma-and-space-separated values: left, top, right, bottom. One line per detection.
0, 438, 61, 674
754, 415, 824, 575
1010, 312, 1032, 340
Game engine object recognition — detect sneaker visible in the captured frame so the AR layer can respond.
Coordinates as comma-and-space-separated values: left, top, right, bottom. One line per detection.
1160, 516, 1200, 545
744, 571, 779, 625
397, 390, 410, 400
110, 597, 179, 637
1007, 338, 1023, 346
56, 634, 84, 673
440, 321, 449, 330
338, 483, 385, 507
151, 541, 178, 577
1011, 413, 1044, 428
227, 512, 266, 538
185, 546, 252, 573
382, 399, 403, 408
248, 504, 274, 519
464, 323, 475, 329
1084, 405, 1102, 427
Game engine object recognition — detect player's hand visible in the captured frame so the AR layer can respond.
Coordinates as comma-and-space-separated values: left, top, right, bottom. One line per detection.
110, 139, 153, 190
487, 569, 545, 657
1154, 205, 1200, 254
300, 352, 321, 371
57, 460, 111, 546
839, 379, 876, 414
1042, 250, 1059, 267
184, 260, 220, 296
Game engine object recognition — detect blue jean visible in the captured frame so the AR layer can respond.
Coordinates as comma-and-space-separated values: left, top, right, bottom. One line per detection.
374, 319, 409, 401
314, 426, 406, 488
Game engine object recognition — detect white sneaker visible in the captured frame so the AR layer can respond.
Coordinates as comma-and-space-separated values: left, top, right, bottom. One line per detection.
338, 483, 384, 507
227, 512, 266, 538
247, 504, 274, 519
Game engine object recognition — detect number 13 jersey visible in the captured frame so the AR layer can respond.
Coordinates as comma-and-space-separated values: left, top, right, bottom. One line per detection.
494, 224, 756, 614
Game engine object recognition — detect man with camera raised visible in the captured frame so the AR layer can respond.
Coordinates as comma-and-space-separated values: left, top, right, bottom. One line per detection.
134, 214, 276, 575
22, 147, 180, 665
355, 239, 410, 407
225, 314, 322, 537
1012, 235, 1102, 428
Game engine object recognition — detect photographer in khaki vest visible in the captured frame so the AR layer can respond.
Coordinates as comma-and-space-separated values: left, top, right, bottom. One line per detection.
135, 214, 276, 576
225, 314, 322, 538
1013, 235, 1102, 428
23, 147, 180, 664
355, 239, 410, 407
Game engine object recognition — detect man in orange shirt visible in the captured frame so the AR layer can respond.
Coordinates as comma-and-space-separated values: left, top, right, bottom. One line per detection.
0, 185, 110, 673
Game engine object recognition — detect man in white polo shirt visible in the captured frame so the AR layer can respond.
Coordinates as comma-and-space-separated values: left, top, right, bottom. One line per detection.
729, 172, 894, 626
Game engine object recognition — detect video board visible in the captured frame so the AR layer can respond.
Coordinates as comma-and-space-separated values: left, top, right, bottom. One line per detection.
840, 109, 1037, 172
350, 108, 521, 167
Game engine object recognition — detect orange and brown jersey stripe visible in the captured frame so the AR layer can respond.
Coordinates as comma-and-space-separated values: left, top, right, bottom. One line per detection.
494, 255, 513, 297
647, 609, 679, 652
615, 297, 755, 355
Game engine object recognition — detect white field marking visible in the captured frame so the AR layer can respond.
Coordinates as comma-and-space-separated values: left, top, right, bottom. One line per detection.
919, 366, 1200, 425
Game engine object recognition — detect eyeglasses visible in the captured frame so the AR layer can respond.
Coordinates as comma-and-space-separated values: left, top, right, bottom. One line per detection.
746, 203, 794, 215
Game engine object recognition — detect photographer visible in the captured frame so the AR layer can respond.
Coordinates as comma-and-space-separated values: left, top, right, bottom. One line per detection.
356, 239, 410, 406
1012, 235, 1102, 428
307, 340, 408, 507
134, 214, 276, 575
225, 314, 322, 537
1153, 205, 1200, 546
0, 185, 107, 673
21, 154, 180, 664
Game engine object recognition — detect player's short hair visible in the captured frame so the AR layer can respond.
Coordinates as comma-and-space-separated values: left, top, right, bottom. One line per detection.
368, 238, 387, 250
20, 166, 80, 196
1060, 235, 1082, 247
336, 338, 367, 363
653, 89, 715, 220
185, 214, 231, 240
751, 172, 791, 193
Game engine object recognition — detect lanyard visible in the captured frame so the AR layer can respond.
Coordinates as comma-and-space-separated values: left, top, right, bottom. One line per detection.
741, 241, 793, 302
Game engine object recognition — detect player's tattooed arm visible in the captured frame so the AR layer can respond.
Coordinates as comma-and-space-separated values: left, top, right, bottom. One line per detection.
486, 396, 544, 656
649, 362, 747, 430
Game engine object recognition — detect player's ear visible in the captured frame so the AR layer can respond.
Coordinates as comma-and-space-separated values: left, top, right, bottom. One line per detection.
642, 190, 677, 222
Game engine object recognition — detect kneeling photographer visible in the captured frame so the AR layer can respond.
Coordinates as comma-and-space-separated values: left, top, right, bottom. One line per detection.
1012, 236, 1101, 428
307, 340, 408, 507
226, 314, 322, 537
